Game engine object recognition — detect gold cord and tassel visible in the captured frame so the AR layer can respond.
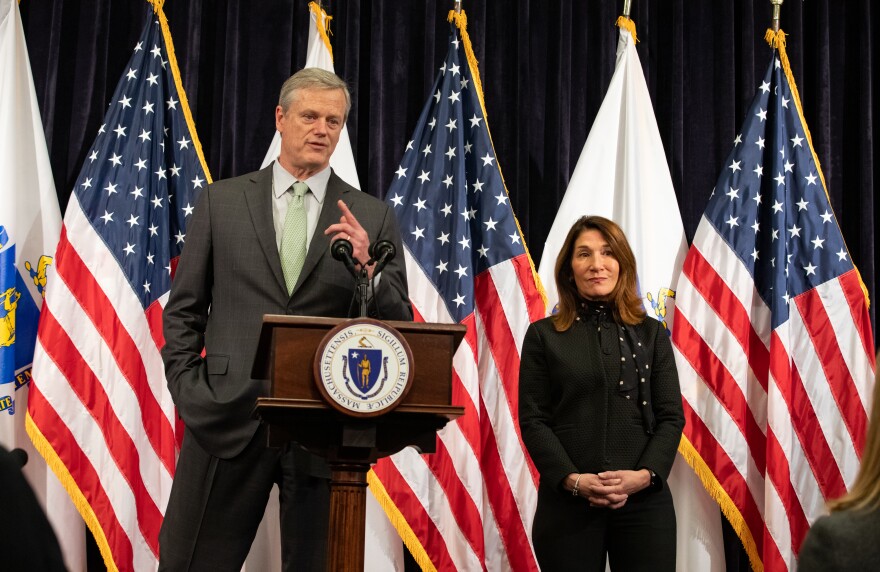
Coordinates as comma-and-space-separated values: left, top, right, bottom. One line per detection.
615, 16, 639, 44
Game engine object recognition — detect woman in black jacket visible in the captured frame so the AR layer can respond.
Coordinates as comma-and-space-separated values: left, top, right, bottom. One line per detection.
519, 215, 684, 571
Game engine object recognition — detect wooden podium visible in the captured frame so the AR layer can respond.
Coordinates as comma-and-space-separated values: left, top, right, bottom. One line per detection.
251, 315, 465, 571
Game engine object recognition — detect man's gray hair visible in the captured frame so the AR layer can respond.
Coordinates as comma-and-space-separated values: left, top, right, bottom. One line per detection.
278, 68, 351, 118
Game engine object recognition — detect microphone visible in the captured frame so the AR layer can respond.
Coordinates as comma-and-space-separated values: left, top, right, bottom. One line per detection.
368, 240, 396, 275
331, 238, 358, 278
331, 237, 353, 261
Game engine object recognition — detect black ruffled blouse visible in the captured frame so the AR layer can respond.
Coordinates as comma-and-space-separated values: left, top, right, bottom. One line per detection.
578, 300, 655, 434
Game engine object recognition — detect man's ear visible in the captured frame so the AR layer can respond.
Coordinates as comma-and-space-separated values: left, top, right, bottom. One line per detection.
275, 105, 285, 131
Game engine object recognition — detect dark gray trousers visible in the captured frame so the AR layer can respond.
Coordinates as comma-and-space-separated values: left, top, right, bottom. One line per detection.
158, 427, 330, 572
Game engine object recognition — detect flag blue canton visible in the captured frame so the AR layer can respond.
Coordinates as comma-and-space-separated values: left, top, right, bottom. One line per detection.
705, 56, 851, 329
73, 11, 206, 310
386, 29, 524, 322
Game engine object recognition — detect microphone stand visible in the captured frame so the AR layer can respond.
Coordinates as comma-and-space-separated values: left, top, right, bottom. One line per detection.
356, 265, 369, 318
331, 238, 371, 317
332, 238, 392, 318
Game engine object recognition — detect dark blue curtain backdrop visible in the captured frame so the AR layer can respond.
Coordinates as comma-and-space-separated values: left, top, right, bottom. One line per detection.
16, 1, 878, 569
19, 0, 877, 329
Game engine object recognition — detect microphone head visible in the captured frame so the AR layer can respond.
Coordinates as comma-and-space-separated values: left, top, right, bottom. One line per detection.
331, 238, 354, 261
369, 240, 396, 261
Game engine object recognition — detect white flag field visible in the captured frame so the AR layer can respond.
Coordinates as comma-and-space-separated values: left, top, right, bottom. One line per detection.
536, 18, 726, 571
0, 0, 84, 569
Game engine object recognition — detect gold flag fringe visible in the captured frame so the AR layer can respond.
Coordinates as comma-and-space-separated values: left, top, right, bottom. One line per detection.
677, 436, 764, 572
367, 470, 438, 572
764, 29, 870, 308
308, 1, 335, 61
447, 9, 549, 310
26, 413, 121, 572
150, 0, 213, 184
614, 16, 639, 44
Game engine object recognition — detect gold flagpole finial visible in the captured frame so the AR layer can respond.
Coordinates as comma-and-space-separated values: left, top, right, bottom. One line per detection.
771, 0, 784, 32
622, 0, 632, 19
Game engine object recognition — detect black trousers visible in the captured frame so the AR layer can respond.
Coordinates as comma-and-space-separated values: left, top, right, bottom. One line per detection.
158, 427, 330, 572
532, 483, 677, 572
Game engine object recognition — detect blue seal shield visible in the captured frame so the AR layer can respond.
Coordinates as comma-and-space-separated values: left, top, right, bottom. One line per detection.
347, 349, 382, 394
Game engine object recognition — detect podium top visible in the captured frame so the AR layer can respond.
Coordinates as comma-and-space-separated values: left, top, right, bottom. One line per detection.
251, 315, 466, 380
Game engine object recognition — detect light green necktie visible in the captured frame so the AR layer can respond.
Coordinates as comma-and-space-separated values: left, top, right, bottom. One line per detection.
280, 181, 309, 294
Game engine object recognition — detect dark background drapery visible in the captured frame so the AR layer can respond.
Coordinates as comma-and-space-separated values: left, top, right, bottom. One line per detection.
16, 0, 878, 569
19, 0, 877, 339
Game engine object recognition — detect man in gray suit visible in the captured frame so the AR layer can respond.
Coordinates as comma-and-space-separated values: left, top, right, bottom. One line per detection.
158, 68, 411, 571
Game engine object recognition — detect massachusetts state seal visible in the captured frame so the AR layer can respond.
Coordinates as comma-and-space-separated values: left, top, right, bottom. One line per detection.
313, 318, 413, 417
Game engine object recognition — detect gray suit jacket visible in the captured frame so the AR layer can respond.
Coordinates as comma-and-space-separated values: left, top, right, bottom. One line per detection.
162, 165, 412, 464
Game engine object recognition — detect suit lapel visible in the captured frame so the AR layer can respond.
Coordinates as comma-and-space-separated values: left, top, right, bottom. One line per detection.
294, 172, 352, 295
243, 165, 287, 294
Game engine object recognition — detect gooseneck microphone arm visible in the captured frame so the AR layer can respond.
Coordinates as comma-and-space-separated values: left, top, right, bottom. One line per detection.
331, 238, 370, 317
331, 238, 358, 278
365, 240, 398, 321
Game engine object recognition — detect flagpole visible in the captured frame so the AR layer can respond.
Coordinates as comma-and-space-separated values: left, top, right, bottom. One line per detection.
622, 0, 632, 19
771, 0, 783, 32
454, 0, 462, 14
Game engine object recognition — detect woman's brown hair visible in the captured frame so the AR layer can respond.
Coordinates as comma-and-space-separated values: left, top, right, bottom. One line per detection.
552, 215, 645, 331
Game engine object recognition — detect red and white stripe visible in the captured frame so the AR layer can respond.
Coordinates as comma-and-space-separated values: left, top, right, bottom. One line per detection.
30, 193, 179, 572
372, 247, 544, 571
673, 218, 875, 572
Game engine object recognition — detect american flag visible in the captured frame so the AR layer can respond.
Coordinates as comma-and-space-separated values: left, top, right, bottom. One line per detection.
672, 34, 876, 572
368, 11, 545, 571
28, 6, 209, 571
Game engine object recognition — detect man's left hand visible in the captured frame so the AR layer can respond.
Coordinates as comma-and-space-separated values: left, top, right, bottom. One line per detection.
324, 199, 374, 278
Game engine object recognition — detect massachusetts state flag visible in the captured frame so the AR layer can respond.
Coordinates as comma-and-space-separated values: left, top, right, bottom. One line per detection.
536, 17, 724, 571
1, 0, 85, 567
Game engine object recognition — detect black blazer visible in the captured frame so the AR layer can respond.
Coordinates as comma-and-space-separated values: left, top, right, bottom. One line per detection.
162, 165, 412, 463
518, 314, 684, 489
